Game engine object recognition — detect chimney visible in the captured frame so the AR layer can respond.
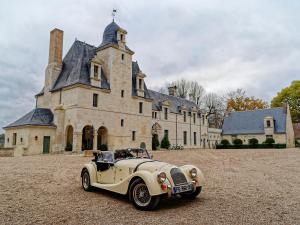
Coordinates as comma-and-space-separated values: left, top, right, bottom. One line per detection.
168, 85, 177, 96
48, 28, 63, 65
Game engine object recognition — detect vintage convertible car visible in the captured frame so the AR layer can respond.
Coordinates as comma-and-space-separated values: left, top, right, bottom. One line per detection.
81, 148, 205, 210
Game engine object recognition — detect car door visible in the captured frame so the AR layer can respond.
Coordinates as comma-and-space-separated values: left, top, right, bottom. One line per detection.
96, 152, 115, 184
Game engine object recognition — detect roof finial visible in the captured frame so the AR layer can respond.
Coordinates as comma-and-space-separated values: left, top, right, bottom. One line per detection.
112, 9, 117, 22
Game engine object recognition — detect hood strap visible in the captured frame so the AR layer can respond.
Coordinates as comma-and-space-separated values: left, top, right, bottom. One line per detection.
134, 160, 158, 172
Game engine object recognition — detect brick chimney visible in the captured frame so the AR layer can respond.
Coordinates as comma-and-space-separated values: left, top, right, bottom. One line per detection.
42, 28, 64, 108
168, 85, 177, 96
48, 28, 63, 65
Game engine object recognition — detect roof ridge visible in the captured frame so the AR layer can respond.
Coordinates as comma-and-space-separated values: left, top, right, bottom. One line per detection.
230, 107, 284, 113
148, 89, 196, 105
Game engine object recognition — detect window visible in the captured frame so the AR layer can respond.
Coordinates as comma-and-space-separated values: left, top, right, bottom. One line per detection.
138, 79, 142, 89
7, 138, 9, 143
121, 119, 124, 127
193, 113, 196, 124
121, 54, 124, 60
20, 137, 23, 143
266, 120, 271, 127
183, 131, 187, 145
93, 93, 98, 107
164, 130, 169, 137
120, 34, 123, 41
152, 112, 154, 118
13, 133, 17, 145
164, 108, 168, 120
132, 131, 136, 141
139, 102, 143, 114
194, 132, 197, 145
183, 111, 186, 122
121, 90, 124, 98
155, 112, 157, 118
94, 65, 99, 78
202, 116, 205, 125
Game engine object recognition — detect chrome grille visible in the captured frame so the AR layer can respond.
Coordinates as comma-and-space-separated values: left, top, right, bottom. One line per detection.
170, 168, 187, 185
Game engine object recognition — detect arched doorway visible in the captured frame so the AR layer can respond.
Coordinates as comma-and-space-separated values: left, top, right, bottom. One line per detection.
65, 125, 73, 151
97, 126, 108, 150
82, 125, 94, 150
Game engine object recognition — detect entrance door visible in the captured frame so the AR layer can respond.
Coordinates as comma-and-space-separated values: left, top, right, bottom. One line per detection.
43, 136, 50, 154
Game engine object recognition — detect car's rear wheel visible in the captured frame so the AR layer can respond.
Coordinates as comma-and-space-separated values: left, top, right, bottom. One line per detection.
81, 169, 92, 191
180, 186, 202, 199
129, 178, 160, 210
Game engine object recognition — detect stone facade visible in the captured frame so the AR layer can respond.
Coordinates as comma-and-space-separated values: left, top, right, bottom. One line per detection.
222, 107, 295, 147
3, 21, 209, 155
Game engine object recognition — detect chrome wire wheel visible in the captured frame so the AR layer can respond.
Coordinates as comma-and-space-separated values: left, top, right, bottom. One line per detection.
132, 183, 152, 207
82, 171, 90, 190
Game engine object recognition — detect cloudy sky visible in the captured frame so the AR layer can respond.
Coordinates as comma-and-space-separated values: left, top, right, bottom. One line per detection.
0, 0, 299, 132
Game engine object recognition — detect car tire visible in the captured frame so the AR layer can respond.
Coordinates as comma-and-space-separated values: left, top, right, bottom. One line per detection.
180, 186, 202, 199
81, 169, 92, 191
129, 178, 160, 210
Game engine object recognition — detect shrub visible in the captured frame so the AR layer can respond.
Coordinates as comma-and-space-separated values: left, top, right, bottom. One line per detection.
65, 143, 72, 151
152, 134, 160, 150
220, 139, 230, 145
248, 138, 258, 145
233, 139, 243, 145
99, 144, 108, 151
160, 135, 170, 149
265, 138, 275, 145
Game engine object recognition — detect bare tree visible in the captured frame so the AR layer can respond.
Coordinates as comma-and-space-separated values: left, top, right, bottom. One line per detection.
203, 93, 225, 128
188, 81, 205, 107
172, 79, 190, 99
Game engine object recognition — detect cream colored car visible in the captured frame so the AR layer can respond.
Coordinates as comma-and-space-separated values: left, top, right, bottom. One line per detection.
81, 148, 205, 210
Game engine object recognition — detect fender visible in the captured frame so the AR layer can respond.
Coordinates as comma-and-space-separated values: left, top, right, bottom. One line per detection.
82, 163, 97, 184
180, 165, 205, 187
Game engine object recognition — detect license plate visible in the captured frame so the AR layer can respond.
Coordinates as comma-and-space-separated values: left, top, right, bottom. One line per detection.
173, 183, 193, 194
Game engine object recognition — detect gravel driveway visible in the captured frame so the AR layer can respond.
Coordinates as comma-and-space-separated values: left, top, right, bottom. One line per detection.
0, 149, 299, 225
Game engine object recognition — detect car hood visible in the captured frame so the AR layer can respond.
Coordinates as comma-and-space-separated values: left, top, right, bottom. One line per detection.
115, 159, 176, 173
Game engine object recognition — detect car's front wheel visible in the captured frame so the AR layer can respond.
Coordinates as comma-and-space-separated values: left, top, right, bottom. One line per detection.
180, 186, 202, 199
129, 178, 160, 210
81, 169, 92, 191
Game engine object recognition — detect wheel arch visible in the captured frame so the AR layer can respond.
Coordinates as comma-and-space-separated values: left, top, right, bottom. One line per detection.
81, 163, 97, 185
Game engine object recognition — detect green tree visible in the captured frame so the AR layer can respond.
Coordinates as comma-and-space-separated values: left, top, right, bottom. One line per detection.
271, 80, 300, 123
160, 135, 170, 149
152, 134, 160, 150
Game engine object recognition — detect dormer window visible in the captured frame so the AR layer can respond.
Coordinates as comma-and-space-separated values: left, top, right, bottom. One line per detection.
94, 65, 99, 78
139, 79, 142, 89
120, 34, 124, 41
121, 54, 124, 61
267, 120, 271, 127
183, 111, 186, 122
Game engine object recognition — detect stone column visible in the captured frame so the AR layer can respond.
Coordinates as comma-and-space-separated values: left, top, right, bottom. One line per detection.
93, 130, 98, 151
73, 131, 82, 153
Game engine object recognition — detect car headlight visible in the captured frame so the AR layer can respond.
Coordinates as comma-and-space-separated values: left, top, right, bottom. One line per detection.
157, 172, 167, 183
190, 168, 197, 178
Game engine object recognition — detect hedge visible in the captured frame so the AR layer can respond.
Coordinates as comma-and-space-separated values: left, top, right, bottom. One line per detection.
216, 144, 286, 149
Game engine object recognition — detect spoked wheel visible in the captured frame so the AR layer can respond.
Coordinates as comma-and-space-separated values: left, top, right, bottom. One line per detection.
81, 169, 92, 191
129, 178, 160, 210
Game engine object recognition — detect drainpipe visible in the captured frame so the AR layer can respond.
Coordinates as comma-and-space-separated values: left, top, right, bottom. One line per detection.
190, 113, 192, 148
176, 113, 178, 146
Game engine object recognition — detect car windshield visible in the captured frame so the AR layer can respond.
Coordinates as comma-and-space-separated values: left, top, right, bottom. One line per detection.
97, 152, 114, 163
114, 148, 150, 161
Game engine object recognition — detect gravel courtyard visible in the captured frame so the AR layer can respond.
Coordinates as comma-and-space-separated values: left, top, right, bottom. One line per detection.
0, 149, 299, 225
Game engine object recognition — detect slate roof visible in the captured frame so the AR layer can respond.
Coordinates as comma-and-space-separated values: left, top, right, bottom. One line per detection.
51, 40, 110, 91
293, 123, 300, 139
99, 21, 120, 47
4, 108, 55, 129
222, 107, 287, 135
148, 89, 198, 113
132, 61, 151, 99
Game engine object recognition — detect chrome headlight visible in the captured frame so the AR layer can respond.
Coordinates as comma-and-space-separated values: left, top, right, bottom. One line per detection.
190, 168, 197, 178
157, 172, 167, 183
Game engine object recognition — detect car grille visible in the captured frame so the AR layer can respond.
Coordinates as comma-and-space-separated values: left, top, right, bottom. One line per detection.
170, 168, 187, 185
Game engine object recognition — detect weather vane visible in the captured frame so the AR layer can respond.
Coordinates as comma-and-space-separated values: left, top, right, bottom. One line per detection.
112, 9, 117, 22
